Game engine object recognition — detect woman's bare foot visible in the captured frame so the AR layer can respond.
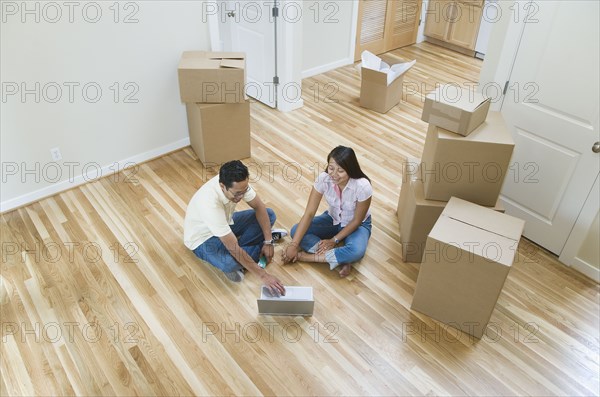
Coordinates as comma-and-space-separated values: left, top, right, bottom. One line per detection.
338, 264, 352, 278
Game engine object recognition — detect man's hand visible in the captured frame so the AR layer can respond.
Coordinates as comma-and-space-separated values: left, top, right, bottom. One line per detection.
261, 273, 286, 296
261, 244, 275, 264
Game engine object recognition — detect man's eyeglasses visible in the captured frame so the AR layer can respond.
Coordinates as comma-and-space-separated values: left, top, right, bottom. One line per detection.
228, 187, 250, 198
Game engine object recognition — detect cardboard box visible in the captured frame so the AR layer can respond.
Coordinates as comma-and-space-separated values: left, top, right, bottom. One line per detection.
360, 67, 406, 114
421, 112, 515, 206
422, 84, 490, 136
358, 52, 415, 114
397, 160, 504, 263
411, 197, 525, 339
178, 51, 246, 103
185, 101, 251, 164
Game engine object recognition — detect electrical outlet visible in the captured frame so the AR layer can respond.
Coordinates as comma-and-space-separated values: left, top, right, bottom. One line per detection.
50, 147, 62, 161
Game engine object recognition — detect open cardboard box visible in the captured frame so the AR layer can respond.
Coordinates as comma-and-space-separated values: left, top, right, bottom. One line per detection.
359, 51, 415, 113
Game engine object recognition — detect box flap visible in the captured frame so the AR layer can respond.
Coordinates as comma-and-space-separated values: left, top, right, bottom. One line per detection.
179, 51, 245, 69
206, 52, 245, 60
361, 66, 388, 85
442, 197, 525, 241
220, 59, 245, 69
436, 112, 514, 145
426, 84, 489, 113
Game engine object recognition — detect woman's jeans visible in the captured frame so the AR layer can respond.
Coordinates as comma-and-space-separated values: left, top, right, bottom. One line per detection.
291, 211, 372, 270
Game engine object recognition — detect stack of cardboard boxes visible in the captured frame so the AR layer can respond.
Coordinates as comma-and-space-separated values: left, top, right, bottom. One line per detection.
397, 84, 526, 338
178, 51, 251, 165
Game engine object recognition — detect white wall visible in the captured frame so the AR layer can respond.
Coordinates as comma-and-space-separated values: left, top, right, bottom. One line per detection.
1, 1, 211, 211
301, 0, 356, 78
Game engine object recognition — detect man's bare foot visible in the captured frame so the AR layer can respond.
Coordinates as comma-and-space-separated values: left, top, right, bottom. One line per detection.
339, 264, 352, 278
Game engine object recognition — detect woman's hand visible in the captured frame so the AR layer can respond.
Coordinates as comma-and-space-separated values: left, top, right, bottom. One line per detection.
316, 238, 336, 254
282, 245, 299, 263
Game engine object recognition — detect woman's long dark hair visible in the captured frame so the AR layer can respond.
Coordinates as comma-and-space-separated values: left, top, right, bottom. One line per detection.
325, 146, 371, 183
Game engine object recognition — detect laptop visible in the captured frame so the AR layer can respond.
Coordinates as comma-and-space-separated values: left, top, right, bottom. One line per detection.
257, 286, 314, 316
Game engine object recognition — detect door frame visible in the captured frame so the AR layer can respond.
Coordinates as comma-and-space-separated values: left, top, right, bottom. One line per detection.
207, 0, 303, 112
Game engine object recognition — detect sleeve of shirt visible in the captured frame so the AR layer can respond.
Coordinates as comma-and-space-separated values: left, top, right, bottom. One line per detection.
243, 184, 257, 202
313, 172, 328, 194
356, 179, 373, 202
199, 202, 232, 237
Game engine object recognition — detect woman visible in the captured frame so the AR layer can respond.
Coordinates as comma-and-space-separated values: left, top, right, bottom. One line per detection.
283, 146, 372, 277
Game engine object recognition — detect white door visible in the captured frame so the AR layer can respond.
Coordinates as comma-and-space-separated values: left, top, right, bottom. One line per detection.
499, 1, 600, 255
226, 0, 278, 108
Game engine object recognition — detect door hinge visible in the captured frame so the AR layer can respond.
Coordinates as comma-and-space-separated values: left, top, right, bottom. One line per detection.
419, 18, 422, 26
273, 76, 279, 85
503, 81, 509, 95
272, 6, 279, 17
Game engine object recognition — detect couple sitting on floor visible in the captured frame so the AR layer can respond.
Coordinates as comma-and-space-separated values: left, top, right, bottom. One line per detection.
183, 146, 372, 297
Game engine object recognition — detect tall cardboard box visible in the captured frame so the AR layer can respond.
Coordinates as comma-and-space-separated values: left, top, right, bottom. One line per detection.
421, 112, 515, 206
178, 51, 246, 103
185, 101, 251, 164
397, 160, 504, 263
411, 197, 525, 339
421, 84, 491, 136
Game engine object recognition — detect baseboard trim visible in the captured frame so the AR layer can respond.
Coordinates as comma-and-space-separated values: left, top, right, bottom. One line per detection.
302, 57, 354, 79
424, 37, 476, 57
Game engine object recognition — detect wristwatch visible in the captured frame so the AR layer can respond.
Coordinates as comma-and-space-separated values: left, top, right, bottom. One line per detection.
263, 239, 274, 245
334, 237, 340, 244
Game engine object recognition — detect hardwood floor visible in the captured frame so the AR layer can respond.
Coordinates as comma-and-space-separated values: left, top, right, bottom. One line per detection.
1, 42, 598, 396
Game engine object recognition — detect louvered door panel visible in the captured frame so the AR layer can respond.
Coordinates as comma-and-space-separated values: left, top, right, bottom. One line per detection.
355, 0, 389, 60
387, 0, 422, 50
355, 0, 422, 61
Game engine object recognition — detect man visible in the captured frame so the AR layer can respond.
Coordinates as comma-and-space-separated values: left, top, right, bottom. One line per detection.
184, 160, 285, 296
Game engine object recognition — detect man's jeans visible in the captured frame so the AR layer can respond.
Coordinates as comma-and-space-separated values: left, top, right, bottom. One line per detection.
291, 211, 372, 270
193, 208, 276, 273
